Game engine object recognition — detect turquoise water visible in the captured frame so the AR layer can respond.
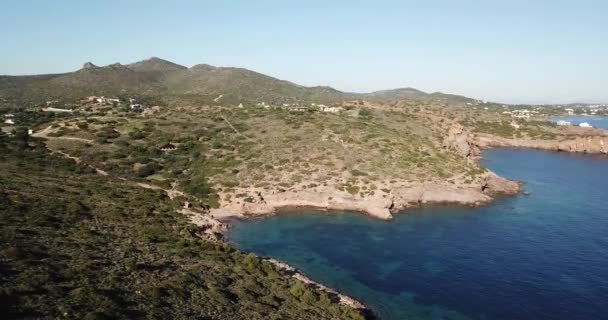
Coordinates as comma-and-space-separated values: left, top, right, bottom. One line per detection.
549, 115, 608, 129
228, 149, 608, 320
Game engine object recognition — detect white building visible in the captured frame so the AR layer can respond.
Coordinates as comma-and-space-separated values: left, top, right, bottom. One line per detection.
565, 108, 575, 115
556, 120, 571, 126
256, 102, 270, 109
579, 122, 592, 128
4, 119, 15, 125
87, 96, 119, 104
320, 106, 344, 113
512, 109, 531, 119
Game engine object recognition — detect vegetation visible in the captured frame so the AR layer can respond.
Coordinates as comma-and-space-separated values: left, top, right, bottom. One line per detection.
461, 118, 558, 139
2, 56, 587, 320
0, 139, 367, 319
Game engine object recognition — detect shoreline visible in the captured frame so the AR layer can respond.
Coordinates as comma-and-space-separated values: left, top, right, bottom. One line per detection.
209, 171, 521, 221
475, 133, 608, 155
179, 135, 605, 319
264, 258, 371, 314
178, 133, 606, 318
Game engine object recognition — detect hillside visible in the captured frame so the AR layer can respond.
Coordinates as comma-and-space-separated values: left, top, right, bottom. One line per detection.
127, 57, 188, 74
4, 57, 603, 320
0, 132, 368, 320
0, 58, 477, 107
163, 64, 345, 104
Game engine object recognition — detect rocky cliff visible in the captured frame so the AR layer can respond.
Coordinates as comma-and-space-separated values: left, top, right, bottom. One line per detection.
475, 133, 608, 155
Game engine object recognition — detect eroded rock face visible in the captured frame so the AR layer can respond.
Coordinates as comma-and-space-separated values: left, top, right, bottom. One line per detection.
443, 124, 480, 158
210, 176, 522, 221
480, 172, 520, 195
475, 134, 608, 155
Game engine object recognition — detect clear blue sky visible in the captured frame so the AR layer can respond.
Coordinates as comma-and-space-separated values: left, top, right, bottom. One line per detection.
1, 0, 606, 104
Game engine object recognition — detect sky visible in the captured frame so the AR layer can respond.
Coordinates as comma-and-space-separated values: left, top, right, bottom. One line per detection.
1, 0, 607, 104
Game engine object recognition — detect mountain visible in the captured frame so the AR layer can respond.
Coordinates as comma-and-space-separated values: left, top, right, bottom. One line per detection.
49, 62, 161, 93
429, 91, 477, 104
364, 87, 428, 99
0, 57, 477, 106
127, 57, 187, 74
163, 64, 347, 104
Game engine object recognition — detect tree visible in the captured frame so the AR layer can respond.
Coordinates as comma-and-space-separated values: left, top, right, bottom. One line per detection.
14, 126, 30, 150
358, 108, 372, 119
137, 164, 156, 177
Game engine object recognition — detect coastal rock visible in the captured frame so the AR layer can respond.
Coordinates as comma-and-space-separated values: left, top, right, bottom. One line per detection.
443, 124, 480, 158
480, 172, 520, 195
475, 134, 608, 155
211, 177, 520, 221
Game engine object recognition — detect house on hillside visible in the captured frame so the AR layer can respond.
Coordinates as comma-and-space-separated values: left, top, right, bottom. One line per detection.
159, 143, 177, 151
3, 113, 14, 119
320, 105, 344, 113
130, 103, 146, 110
256, 102, 270, 109
511, 109, 531, 119
4, 119, 14, 125
289, 105, 309, 112
87, 96, 120, 104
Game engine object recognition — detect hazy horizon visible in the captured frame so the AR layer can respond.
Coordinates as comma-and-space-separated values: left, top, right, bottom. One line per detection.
1, 0, 607, 104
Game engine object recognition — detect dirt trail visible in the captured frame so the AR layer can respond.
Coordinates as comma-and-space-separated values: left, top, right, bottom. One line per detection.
33, 125, 94, 143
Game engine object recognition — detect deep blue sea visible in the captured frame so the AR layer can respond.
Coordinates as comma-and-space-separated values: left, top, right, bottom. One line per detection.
228, 148, 608, 320
549, 115, 608, 129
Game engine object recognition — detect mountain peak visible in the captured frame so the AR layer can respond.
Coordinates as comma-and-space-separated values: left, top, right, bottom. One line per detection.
189, 63, 216, 71
82, 62, 98, 69
128, 57, 187, 73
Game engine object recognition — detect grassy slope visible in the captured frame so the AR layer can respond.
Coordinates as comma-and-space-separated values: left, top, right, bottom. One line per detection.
33, 103, 487, 206
0, 58, 479, 108
0, 138, 367, 320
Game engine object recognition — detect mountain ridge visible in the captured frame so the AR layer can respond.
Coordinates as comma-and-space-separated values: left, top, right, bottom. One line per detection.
0, 57, 477, 105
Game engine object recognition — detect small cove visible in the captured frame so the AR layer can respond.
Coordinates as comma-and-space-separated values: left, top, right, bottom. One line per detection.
228, 148, 608, 320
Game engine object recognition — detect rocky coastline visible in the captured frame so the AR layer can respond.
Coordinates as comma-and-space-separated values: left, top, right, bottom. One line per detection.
209, 171, 520, 221
185, 124, 608, 318
475, 133, 608, 155
209, 123, 521, 221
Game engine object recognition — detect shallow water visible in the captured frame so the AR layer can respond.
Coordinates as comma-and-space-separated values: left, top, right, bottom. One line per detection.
228, 149, 608, 320
549, 115, 608, 129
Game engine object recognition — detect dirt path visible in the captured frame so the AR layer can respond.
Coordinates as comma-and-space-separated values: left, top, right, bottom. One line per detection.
33, 125, 94, 143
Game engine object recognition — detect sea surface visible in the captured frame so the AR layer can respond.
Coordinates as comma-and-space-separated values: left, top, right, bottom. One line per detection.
228, 148, 608, 320
549, 115, 608, 129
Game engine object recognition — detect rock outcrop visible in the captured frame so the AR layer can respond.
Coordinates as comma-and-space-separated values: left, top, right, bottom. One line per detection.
81, 62, 98, 69
443, 124, 480, 158
475, 134, 608, 155
211, 175, 521, 221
